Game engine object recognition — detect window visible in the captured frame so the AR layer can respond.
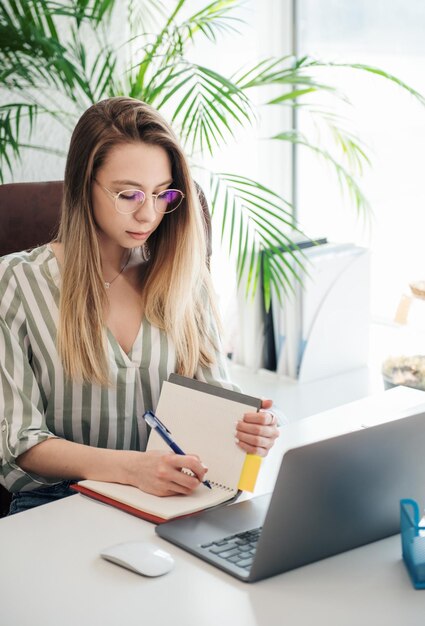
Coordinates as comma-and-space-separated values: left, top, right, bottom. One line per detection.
296, 0, 425, 322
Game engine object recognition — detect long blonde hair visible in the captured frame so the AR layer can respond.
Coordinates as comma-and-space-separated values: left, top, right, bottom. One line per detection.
57, 97, 219, 385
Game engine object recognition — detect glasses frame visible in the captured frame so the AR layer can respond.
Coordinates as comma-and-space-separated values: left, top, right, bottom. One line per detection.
95, 181, 185, 215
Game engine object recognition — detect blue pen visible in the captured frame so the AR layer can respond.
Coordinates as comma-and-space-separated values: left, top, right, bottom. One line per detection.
142, 410, 212, 489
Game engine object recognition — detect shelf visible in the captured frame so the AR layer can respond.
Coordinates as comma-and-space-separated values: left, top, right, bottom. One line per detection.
228, 321, 425, 422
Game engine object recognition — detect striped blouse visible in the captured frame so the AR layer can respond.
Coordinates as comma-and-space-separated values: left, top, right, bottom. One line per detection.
0, 245, 235, 493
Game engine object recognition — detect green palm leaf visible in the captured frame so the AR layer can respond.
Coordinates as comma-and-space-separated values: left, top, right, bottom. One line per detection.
234, 55, 341, 101
1, 1, 79, 96
49, 0, 115, 26
68, 26, 118, 103
128, 0, 242, 99
0, 0, 118, 176
313, 60, 425, 107
209, 172, 310, 308
166, 0, 242, 47
273, 130, 371, 218
134, 60, 255, 155
0, 103, 36, 182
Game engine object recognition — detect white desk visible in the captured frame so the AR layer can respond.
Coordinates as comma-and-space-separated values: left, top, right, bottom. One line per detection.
0, 494, 423, 626
2, 388, 425, 626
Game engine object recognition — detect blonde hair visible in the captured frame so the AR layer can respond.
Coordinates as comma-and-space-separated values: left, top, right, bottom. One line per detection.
57, 97, 219, 385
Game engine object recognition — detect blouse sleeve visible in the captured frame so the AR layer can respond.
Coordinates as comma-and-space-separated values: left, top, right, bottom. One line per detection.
0, 260, 58, 492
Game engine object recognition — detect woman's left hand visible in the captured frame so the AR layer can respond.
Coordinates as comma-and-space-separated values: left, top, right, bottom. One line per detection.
235, 399, 280, 457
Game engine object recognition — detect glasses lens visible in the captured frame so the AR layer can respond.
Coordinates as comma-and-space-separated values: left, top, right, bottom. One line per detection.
156, 189, 184, 213
116, 189, 145, 214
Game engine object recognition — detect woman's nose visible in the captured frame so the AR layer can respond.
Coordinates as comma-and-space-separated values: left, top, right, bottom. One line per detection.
133, 195, 156, 221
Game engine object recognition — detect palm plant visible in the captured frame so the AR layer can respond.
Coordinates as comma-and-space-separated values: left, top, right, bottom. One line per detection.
0, 0, 118, 165
1, 0, 424, 308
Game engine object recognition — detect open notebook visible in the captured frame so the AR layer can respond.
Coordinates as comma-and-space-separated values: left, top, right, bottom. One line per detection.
73, 375, 262, 524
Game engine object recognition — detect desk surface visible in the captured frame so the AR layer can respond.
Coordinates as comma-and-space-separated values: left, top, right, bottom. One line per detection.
1, 494, 424, 626
2, 389, 425, 626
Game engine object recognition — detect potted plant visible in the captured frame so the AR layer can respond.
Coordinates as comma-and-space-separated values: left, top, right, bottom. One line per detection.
1, 0, 424, 307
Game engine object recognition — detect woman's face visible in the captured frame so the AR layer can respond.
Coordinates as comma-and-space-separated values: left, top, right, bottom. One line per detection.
91, 141, 173, 251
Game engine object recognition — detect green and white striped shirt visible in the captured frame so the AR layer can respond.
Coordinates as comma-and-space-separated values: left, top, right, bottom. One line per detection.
0, 245, 235, 492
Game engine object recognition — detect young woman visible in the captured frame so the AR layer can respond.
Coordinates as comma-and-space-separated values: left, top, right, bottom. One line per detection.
0, 97, 279, 514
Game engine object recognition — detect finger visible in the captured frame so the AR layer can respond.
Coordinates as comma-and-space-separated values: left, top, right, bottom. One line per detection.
158, 484, 193, 496
260, 398, 273, 410
236, 419, 279, 439
236, 430, 275, 451
242, 410, 276, 426
154, 455, 198, 489
166, 480, 198, 496
169, 454, 208, 484
235, 438, 270, 457
157, 465, 200, 493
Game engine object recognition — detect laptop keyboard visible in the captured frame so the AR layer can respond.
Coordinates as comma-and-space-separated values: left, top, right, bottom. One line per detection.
200, 527, 262, 570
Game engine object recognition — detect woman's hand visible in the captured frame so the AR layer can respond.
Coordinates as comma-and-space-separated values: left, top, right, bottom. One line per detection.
17, 439, 208, 497
127, 450, 208, 497
235, 399, 280, 457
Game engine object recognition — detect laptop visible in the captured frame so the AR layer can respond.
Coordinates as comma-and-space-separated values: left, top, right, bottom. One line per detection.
156, 410, 425, 582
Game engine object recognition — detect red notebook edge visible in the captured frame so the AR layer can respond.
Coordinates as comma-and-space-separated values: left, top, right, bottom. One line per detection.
71, 483, 167, 525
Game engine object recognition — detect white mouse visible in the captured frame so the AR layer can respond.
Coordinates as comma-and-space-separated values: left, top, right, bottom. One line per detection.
100, 541, 174, 577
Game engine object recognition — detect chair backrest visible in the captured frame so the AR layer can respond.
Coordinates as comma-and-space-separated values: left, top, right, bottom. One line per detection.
0, 180, 212, 258
0, 181, 63, 256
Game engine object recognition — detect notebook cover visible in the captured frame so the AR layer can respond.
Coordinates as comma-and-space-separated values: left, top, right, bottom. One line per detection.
71, 483, 167, 524
72, 483, 241, 525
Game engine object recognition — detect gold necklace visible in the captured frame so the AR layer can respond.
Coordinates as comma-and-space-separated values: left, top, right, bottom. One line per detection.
104, 251, 132, 289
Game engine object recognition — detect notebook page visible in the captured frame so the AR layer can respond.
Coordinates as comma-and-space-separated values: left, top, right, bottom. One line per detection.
78, 479, 233, 520
148, 380, 259, 491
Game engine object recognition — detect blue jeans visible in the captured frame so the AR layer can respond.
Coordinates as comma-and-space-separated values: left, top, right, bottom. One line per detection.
8, 480, 77, 515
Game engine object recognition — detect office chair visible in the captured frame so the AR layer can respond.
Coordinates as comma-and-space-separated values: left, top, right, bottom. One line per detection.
0, 179, 212, 516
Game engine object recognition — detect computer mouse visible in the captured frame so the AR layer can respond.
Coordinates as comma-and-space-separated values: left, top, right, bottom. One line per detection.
100, 541, 174, 577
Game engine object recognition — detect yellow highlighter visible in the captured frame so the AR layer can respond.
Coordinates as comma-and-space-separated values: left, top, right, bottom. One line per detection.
238, 454, 262, 492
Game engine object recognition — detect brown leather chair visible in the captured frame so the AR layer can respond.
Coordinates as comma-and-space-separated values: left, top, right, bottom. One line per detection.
0, 181, 63, 256
0, 179, 212, 516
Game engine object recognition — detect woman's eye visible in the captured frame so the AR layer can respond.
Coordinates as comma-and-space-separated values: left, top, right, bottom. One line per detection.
120, 190, 144, 201
160, 190, 175, 201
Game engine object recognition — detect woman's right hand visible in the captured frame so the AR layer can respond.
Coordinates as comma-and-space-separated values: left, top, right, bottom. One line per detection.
16, 438, 208, 497
126, 450, 208, 497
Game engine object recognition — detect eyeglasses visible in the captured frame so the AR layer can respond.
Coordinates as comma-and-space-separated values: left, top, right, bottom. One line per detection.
96, 181, 185, 215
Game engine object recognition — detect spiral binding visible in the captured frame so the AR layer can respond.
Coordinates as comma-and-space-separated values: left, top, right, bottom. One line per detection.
180, 469, 234, 492
209, 481, 233, 492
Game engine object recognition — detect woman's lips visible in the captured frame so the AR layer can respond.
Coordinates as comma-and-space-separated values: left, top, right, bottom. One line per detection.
126, 230, 151, 241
